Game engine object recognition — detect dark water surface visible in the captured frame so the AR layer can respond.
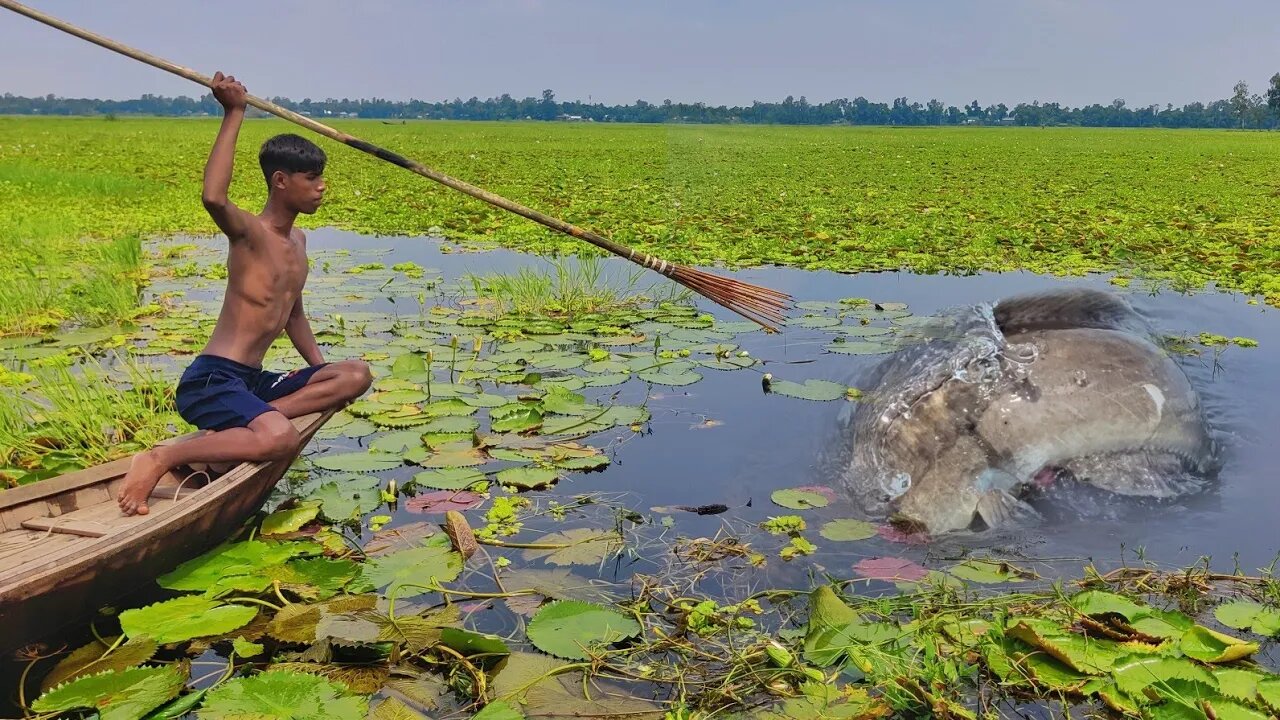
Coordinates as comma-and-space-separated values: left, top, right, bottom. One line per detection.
275, 228, 1280, 575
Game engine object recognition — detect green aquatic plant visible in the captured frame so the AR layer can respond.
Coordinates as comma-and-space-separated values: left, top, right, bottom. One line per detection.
0, 352, 184, 483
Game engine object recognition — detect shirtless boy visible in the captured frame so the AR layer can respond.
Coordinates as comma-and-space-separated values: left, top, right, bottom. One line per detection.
117, 72, 373, 515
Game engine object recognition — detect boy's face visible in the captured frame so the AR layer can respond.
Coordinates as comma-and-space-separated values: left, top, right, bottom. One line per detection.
272, 170, 326, 214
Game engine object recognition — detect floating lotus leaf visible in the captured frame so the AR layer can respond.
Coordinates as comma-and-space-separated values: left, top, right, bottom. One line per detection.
803, 586, 905, 667
527, 600, 642, 660
824, 340, 893, 355
770, 487, 831, 509
522, 528, 621, 566
412, 467, 487, 490
540, 414, 613, 435
554, 454, 611, 471
439, 627, 511, 659
119, 595, 258, 644
361, 536, 463, 598
795, 316, 842, 328
267, 558, 362, 600
422, 398, 477, 416
541, 387, 591, 415
369, 429, 426, 454
853, 557, 928, 583
490, 403, 544, 433
307, 474, 383, 520
413, 447, 487, 469
421, 416, 480, 434
496, 466, 560, 490
471, 700, 523, 720
948, 559, 1028, 584
261, 502, 322, 536
198, 670, 368, 720
158, 539, 317, 593
1213, 668, 1268, 700
32, 665, 185, 720
40, 636, 158, 692
313, 451, 403, 473
577, 374, 628, 391
527, 353, 585, 370
1213, 601, 1280, 635
1179, 625, 1258, 663
391, 353, 428, 377
1006, 619, 1128, 674
369, 410, 432, 428
405, 489, 484, 513
818, 519, 877, 542
1259, 678, 1280, 713
1112, 655, 1216, 696
767, 378, 849, 401
460, 392, 511, 408
369, 697, 430, 720
637, 368, 702, 386
372, 389, 429, 405
583, 360, 630, 374
534, 375, 587, 392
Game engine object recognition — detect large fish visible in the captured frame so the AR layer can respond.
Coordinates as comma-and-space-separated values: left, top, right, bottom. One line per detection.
839, 288, 1218, 535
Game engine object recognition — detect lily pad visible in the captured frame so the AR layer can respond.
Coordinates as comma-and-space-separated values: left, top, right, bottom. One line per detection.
1179, 625, 1258, 663
313, 451, 403, 473
853, 557, 928, 583
405, 490, 484, 514
439, 627, 511, 659
767, 379, 849, 401
32, 665, 185, 720
40, 636, 158, 692
119, 595, 258, 644
490, 403, 545, 433
261, 502, 322, 535
411, 467, 487, 490
818, 519, 877, 542
198, 670, 368, 720
824, 341, 893, 355
522, 528, 620, 566
361, 536, 464, 598
527, 600, 642, 660
948, 559, 1027, 584
496, 466, 560, 490
770, 487, 832, 510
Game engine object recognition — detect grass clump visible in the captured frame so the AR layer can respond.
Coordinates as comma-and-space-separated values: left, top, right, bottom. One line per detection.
0, 353, 187, 486
466, 252, 688, 320
0, 234, 147, 335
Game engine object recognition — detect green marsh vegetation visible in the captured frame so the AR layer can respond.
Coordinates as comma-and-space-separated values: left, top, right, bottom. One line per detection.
4, 116, 1280, 327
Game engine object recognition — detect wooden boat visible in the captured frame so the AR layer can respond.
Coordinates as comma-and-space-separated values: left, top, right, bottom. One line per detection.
0, 409, 334, 654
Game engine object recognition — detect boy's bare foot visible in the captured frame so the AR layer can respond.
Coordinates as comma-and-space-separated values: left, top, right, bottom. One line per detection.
117, 450, 168, 516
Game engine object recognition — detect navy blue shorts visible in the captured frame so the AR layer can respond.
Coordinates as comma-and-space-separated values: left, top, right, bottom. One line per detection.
175, 354, 328, 431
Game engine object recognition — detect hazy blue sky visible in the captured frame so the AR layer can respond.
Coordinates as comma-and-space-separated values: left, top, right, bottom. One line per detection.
1, 1, 1277, 108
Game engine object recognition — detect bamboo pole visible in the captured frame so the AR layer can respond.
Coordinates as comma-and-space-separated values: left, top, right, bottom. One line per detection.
0, 0, 792, 331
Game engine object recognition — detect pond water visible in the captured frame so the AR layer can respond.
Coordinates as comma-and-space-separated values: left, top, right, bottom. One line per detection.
161, 228, 1280, 576
6, 226, 1280, 714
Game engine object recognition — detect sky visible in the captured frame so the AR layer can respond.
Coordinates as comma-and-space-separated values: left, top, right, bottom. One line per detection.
1, 1, 1278, 109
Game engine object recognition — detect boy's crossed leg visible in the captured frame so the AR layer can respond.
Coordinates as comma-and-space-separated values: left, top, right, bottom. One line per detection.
117, 359, 372, 516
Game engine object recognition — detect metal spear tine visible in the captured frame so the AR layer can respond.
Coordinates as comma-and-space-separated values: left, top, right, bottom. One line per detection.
0, 0, 792, 332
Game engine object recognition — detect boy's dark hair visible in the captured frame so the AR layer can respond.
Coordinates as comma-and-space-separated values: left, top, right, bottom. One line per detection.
259, 133, 326, 186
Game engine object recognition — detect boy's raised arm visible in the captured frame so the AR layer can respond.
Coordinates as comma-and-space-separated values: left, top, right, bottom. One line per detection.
202, 71, 253, 241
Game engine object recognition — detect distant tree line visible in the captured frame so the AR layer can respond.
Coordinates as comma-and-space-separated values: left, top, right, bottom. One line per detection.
5, 75, 1280, 128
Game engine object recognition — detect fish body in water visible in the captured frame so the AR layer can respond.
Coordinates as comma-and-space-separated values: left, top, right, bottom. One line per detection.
841, 288, 1218, 535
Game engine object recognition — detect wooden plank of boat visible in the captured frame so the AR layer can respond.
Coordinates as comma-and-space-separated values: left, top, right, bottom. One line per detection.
0, 408, 335, 654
